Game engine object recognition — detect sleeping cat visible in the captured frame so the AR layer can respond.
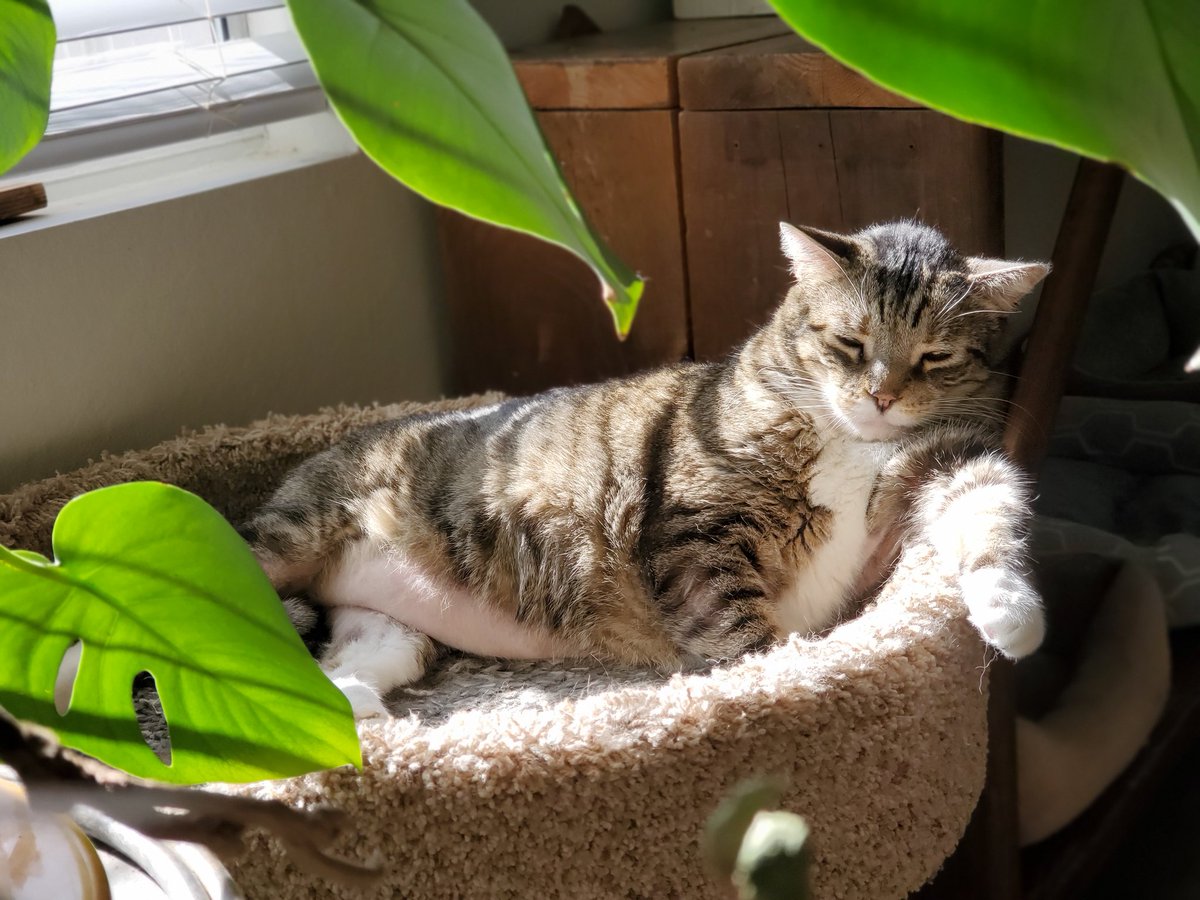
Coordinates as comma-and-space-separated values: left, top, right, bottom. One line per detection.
242, 220, 1050, 718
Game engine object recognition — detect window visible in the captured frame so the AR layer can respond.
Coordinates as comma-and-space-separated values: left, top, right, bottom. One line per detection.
11, 0, 327, 173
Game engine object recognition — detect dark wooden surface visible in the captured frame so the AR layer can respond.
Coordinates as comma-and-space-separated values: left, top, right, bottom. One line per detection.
0, 183, 47, 222
827, 110, 1002, 254
438, 110, 690, 396
677, 110, 833, 361
679, 32, 919, 110
680, 109, 1002, 360
918, 159, 1125, 900
512, 17, 790, 110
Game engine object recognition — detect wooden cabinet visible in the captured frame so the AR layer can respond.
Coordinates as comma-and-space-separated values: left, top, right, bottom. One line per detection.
438, 18, 1002, 392
438, 109, 690, 395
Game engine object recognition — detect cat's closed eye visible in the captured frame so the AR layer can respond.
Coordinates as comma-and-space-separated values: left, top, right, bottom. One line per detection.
919, 350, 953, 366
834, 335, 865, 362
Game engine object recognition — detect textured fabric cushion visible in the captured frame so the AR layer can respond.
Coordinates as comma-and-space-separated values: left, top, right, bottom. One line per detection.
0, 397, 990, 900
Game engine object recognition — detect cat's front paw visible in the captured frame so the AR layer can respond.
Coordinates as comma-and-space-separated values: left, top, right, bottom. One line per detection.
960, 567, 1045, 659
330, 674, 389, 721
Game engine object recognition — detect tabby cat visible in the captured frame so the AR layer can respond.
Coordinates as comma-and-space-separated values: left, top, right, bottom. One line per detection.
243, 220, 1049, 718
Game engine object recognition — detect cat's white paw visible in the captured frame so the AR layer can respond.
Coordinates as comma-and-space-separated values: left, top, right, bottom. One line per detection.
331, 674, 389, 720
961, 566, 1046, 659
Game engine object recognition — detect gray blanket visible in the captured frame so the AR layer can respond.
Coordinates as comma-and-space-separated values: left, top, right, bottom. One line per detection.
1032, 265, 1200, 627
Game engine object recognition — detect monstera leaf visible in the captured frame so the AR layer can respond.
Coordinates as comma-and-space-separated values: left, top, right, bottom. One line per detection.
0, 482, 360, 784
0, 0, 55, 175
286, 0, 646, 335
768, 0, 1200, 240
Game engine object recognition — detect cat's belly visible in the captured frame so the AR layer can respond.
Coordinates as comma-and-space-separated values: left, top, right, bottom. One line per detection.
775, 438, 892, 634
317, 540, 576, 660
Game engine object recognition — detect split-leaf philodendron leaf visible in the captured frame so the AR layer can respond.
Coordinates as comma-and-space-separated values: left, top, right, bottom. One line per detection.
0, 482, 360, 784
286, 0, 646, 335
0, 0, 55, 175
767, 0, 1200, 241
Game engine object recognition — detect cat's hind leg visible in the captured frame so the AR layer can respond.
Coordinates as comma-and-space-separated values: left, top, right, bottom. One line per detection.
239, 443, 366, 596
321, 607, 437, 720
667, 565, 780, 661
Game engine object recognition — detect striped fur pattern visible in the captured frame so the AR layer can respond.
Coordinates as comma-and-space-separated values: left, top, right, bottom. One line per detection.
243, 220, 1050, 717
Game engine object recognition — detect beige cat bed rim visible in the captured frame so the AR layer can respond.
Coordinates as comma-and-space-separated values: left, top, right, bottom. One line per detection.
0, 396, 990, 900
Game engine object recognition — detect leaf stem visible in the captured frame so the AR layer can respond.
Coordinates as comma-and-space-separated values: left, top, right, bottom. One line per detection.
0, 543, 66, 583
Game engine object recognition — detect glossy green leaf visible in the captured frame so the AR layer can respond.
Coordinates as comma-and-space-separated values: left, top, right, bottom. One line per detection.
0, 0, 55, 175
767, 0, 1200, 240
0, 482, 360, 784
285, 0, 646, 335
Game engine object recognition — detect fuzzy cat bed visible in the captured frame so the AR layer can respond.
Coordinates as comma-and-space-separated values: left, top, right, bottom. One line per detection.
0, 396, 992, 900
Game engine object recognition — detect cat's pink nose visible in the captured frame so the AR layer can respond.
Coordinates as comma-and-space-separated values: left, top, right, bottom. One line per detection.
870, 390, 897, 413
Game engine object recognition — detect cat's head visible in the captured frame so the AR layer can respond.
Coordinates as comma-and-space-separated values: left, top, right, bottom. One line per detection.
769, 219, 1048, 441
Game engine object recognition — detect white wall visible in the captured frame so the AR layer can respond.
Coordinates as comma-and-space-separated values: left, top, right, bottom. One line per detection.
1004, 135, 1193, 290
0, 155, 446, 492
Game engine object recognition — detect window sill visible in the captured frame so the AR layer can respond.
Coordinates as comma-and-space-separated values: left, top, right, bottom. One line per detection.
0, 110, 358, 240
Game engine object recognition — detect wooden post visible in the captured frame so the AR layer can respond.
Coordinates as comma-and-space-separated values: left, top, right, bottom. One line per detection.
1002, 159, 1126, 469
918, 158, 1124, 900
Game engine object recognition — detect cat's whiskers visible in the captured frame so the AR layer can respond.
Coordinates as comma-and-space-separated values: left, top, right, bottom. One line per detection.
756, 370, 829, 396
932, 399, 1009, 428
761, 382, 839, 423
755, 364, 825, 383
947, 308, 1019, 322
935, 280, 974, 323
951, 394, 1035, 421
756, 367, 831, 409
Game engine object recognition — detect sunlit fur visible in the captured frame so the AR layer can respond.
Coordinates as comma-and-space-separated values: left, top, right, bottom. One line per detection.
758, 221, 1031, 443
244, 220, 1050, 718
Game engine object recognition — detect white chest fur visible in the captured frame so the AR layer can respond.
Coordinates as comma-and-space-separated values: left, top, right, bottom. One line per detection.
774, 437, 892, 635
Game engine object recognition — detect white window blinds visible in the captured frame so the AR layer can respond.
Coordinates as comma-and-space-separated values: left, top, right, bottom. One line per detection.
28, 0, 324, 169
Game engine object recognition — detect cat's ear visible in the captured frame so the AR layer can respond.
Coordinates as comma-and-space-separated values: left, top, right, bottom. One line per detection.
965, 257, 1051, 310
779, 223, 859, 283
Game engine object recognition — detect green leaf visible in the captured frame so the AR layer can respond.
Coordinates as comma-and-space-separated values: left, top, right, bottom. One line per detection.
285, 0, 645, 335
767, 0, 1200, 241
0, 482, 360, 784
0, 0, 55, 175
733, 811, 812, 900
704, 777, 786, 880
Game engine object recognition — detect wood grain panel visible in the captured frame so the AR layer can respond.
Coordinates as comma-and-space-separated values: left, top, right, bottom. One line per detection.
680, 110, 840, 360
513, 17, 790, 110
778, 112, 845, 229
679, 33, 919, 111
439, 110, 689, 396
682, 109, 1002, 360
829, 110, 1003, 255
